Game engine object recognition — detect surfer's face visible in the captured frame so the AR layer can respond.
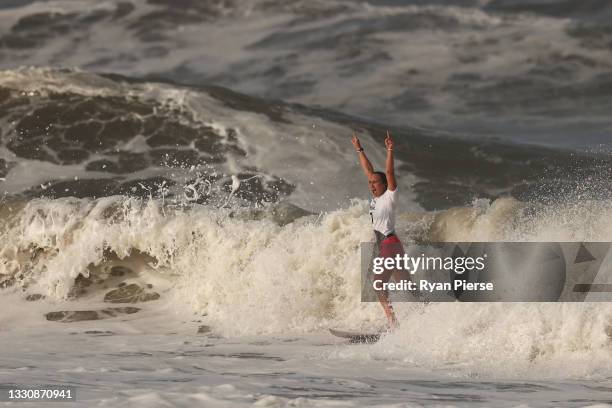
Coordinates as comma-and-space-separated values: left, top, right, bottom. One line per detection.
369, 174, 386, 197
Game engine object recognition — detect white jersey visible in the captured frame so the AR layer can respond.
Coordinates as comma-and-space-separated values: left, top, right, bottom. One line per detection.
369, 188, 397, 236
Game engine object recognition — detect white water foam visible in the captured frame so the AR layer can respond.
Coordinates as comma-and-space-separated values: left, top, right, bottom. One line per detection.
2, 195, 612, 380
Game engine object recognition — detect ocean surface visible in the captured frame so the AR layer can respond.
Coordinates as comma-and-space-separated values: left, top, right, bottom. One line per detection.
1, 1, 612, 407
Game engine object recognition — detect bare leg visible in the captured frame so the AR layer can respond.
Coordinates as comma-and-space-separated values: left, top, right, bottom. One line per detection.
375, 268, 399, 330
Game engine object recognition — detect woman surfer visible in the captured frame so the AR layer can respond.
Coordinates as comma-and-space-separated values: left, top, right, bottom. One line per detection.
352, 130, 405, 329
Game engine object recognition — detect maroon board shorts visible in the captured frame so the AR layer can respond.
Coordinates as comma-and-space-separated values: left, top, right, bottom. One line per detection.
379, 234, 404, 260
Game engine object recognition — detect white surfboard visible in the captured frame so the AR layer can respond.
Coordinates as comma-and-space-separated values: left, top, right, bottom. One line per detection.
329, 328, 381, 343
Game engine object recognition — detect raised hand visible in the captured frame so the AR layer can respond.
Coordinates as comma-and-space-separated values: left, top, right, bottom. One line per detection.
384, 130, 397, 190
353, 132, 373, 176
351, 132, 362, 152
385, 130, 394, 151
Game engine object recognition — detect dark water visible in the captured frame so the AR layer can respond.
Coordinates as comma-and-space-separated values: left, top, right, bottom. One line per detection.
0, 0, 612, 148
0, 69, 611, 212
0, 1, 612, 211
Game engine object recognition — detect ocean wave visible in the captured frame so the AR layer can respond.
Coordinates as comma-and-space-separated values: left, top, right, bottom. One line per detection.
2, 68, 611, 213
1, 0, 612, 387
3, 196, 612, 322
1, 1, 612, 145
2, 193, 612, 378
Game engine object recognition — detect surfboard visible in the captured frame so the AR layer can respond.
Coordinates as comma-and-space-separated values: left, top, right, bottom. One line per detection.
329, 328, 381, 343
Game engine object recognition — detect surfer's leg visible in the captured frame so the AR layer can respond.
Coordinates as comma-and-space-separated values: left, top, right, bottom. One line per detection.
374, 268, 399, 329
376, 237, 405, 329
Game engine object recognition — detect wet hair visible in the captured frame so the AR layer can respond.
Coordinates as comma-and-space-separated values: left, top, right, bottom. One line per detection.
373, 171, 387, 188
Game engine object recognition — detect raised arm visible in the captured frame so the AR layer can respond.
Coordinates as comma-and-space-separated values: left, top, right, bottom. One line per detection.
352, 133, 374, 177
384, 130, 397, 191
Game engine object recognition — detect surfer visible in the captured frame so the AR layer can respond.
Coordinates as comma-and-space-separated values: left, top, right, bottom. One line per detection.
352, 130, 405, 330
